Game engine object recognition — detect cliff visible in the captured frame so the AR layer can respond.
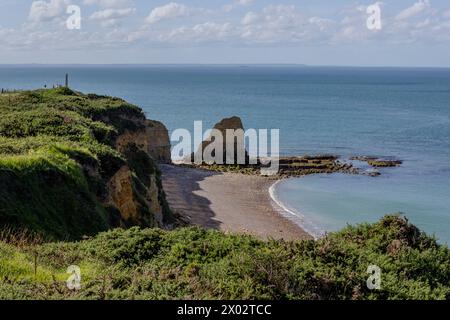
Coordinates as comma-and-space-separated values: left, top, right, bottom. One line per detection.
0, 88, 173, 240
115, 118, 171, 164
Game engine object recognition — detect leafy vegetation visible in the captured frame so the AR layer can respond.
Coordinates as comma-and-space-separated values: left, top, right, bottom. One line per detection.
0, 88, 170, 240
0, 215, 448, 300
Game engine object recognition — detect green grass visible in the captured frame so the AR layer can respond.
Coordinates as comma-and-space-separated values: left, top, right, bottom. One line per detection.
0, 215, 448, 300
0, 88, 171, 239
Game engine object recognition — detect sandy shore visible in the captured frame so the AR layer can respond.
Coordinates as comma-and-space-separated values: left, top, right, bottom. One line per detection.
161, 164, 312, 241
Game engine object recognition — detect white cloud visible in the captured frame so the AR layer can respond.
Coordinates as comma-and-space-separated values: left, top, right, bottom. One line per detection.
241, 12, 259, 25
416, 18, 431, 29
164, 22, 234, 43
28, 0, 70, 22
90, 8, 135, 20
223, 0, 254, 13
146, 2, 191, 24
83, 0, 133, 8
261, 5, 304, 28
3, 0, 448, 53
329, 4, 386, 44
90, 7, 135, 27
239, 5, 316, 43
309, 17, 334, 31
396, 0, 430, 20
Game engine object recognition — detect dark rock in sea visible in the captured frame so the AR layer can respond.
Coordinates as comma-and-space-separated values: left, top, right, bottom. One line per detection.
368, 159, 403, 168
350, 156, 378, 162
185, 117, 361, 177
350, 156, 402, 168
192, 116, 250, 165
366, 170, 381, 177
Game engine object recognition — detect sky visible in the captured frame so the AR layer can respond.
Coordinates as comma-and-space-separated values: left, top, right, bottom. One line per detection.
0, 0, 450, 66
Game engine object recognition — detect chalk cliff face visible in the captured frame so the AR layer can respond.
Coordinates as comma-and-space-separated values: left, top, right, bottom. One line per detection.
107, 166, 140, 222
145, 120, 172, 163
106, 165, 165, 227
115, 118, 171, 164
103, 112, 173, 228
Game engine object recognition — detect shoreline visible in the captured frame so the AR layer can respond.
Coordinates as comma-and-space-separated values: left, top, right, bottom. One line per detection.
268, 179, 323, 240
161, 164, 313, 241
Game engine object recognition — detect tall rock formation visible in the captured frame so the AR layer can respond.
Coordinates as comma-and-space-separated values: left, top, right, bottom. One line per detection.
193, 116, 249, 165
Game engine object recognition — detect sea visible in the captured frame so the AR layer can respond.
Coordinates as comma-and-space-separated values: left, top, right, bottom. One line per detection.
1, 65, 449, 244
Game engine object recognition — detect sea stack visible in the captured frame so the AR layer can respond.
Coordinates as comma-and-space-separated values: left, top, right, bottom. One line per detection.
193, 116, 249, 165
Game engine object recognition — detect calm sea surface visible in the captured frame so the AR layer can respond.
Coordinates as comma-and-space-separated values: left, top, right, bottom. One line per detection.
1, 65, 449, 243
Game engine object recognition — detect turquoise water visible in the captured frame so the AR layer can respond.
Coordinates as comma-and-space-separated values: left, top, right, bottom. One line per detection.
1, 65, 449, 243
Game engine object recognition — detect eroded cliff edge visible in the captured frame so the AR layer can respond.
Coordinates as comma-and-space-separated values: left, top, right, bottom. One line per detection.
0, 88, 173, 239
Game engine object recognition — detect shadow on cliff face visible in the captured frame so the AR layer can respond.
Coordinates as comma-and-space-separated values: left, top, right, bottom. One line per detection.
159, 164, 221, 230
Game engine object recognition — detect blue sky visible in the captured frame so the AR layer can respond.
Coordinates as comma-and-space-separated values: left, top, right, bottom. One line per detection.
0, 0, 449, 66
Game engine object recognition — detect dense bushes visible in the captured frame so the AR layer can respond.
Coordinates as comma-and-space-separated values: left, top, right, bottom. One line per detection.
0, 88, 162, 239
0, 216, 448, 300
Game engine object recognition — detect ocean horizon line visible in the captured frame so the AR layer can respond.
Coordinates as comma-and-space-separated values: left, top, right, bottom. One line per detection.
1, 63, 450, 70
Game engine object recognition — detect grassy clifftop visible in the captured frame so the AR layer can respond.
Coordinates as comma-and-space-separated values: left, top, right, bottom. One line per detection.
0, 216, 448, 300
0, 88, 172, 240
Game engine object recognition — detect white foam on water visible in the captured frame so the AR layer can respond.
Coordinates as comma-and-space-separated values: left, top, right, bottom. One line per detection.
269, 179, 325, 240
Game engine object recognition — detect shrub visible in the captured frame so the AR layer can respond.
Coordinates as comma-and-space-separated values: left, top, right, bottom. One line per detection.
0, 216, 448, 300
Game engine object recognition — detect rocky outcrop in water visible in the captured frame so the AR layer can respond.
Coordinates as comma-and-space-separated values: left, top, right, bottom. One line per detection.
193, 116, 249, 164
186, 118, 357, 177
350, 156, 402, 168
